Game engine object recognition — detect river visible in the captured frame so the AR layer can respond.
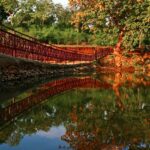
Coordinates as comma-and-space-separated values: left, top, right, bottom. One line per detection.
0, 71, 149, 150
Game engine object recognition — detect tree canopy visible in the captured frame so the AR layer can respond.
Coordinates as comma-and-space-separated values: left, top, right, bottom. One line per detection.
69, 0, 150, 50
0, 0, 149, 50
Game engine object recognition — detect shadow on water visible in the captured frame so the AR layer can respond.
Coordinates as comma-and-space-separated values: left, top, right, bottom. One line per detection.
0, 72, 149, 150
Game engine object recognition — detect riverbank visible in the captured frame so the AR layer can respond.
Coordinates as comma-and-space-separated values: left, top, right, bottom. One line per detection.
0, 54, 95, 82
97, 51, 150, 73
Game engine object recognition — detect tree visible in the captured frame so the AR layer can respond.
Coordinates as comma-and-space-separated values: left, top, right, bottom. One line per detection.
0, 0, 19, 25
1, 0, 55, 28
54, 4, 72, 29
30, 0, 54, 27
69, 0, 150, 67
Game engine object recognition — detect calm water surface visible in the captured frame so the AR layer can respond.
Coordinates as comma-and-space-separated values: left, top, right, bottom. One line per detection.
0, 72, 149, 150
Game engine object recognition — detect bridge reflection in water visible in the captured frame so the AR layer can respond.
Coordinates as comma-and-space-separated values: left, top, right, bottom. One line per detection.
0, 74, 149, 150
0, 77, 111, 126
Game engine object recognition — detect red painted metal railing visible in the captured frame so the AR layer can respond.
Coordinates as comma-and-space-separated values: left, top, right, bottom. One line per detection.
0, 25, 113, 63
0, 77, 111, 125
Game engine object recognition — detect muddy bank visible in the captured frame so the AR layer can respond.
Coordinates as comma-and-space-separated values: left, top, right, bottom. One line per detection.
0, 54, 95, 82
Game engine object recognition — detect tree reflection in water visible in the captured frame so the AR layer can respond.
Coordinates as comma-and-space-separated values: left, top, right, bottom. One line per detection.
0, 72, 149, 150
62, 73, 150, 150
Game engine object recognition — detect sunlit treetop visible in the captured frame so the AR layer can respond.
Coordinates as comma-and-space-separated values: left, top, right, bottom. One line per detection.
69, 0, 150, 50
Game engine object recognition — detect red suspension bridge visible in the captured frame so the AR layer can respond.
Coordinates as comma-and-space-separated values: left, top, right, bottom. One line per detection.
0, 25, 113, 63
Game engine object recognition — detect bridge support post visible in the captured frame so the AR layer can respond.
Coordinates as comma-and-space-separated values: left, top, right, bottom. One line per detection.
95, 49, 97, 61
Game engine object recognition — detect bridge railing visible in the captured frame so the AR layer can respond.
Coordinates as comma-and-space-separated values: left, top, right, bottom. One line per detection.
0, 27, 95, 62
0, 25, 113, 63
0, 25, 46, 44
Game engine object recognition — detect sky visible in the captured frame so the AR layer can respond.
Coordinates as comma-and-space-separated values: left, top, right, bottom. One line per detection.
53, 0, 68, 7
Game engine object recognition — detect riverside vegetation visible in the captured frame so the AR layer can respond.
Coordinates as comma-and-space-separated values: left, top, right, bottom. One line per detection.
0, 1, 150, 150
0, 0, 149, 70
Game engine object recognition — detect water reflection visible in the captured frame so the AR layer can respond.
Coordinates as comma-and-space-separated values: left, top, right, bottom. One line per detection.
0, 72, 149, 150
0, 77, 111, 126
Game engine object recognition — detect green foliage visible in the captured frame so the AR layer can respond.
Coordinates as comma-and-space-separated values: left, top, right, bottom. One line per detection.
1, 0, 149, 48
0, 5, 8, 23
15, 25, 87, 44
88, 30, 118, 46
70, 0, 150, 50
122, 1, 150, 50
15, 24, 118, 45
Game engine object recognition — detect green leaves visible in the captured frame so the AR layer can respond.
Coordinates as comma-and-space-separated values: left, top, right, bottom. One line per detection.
0, 5, 8, 23
69, 0, 150, 50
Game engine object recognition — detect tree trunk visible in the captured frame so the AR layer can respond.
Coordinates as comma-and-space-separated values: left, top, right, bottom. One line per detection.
114, 28, 125, 68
